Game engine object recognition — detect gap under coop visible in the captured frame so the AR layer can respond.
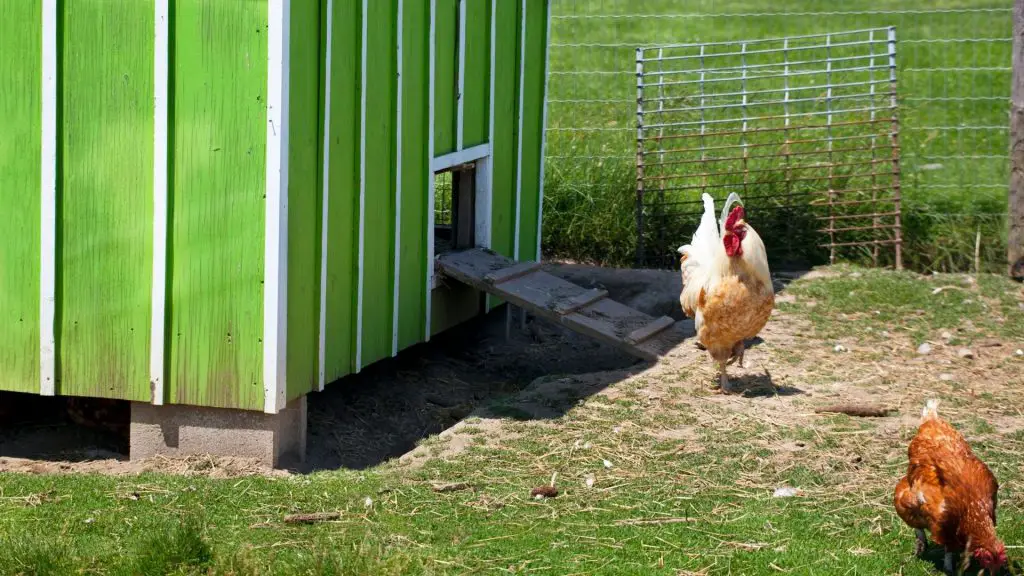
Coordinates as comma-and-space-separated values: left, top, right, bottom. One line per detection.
635, 28, 904, 270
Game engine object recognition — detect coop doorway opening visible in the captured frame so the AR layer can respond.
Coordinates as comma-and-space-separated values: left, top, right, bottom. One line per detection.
434, 162, 478, 255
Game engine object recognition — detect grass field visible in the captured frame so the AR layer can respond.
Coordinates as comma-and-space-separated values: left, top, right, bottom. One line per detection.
2, 267, 1022, 575
542, 0, 1012, 272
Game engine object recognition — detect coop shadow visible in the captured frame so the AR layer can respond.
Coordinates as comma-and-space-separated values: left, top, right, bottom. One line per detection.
0, 392, 128, 462
303, 307, 655, 472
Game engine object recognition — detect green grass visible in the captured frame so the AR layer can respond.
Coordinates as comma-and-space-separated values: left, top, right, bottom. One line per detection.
541, 0, 1012, 272
1, 267, 1022, 575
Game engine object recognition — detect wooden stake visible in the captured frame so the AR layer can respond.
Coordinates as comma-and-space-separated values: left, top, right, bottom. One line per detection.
1010, 0, 1024, 280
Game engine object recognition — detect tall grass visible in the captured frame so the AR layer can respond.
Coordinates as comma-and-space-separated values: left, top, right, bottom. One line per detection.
541, 0, 1012, 272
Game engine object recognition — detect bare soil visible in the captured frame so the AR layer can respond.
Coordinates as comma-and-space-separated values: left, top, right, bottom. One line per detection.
1, 264, 1020, 479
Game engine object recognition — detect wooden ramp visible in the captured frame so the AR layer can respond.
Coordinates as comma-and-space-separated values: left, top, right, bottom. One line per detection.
436, 249, 693, 361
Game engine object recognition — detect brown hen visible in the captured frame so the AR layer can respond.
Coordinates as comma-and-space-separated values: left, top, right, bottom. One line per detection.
894, 399, 1006, 574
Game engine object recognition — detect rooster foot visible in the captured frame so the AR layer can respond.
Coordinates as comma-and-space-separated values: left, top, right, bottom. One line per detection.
914, 529, 927, 557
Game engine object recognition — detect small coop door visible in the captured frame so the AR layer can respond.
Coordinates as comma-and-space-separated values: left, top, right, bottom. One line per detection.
434, 160, 489, 255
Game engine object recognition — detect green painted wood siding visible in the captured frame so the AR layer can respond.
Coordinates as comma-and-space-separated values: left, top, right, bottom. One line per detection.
433, 0, 458, 155
168, 0, 267, 410
322, 0, 362, 382
60, 0, 153, 401
0, 0, 42, 394
286, 0, 322, 400
360, 0, 398, 368
397, 0, 431, 352
517, 0, 548, 263
0, 0, 551, 412
461, 0, 491, 148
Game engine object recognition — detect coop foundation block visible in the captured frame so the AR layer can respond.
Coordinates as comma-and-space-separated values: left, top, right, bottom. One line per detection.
130, 397, 306, 468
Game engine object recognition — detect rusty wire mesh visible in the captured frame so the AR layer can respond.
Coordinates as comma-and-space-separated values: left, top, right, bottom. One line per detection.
635, 28, 903, 269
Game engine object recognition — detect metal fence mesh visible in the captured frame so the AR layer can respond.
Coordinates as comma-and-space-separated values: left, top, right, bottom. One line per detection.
636, 28, 903, 268
544, 2, 1011, 272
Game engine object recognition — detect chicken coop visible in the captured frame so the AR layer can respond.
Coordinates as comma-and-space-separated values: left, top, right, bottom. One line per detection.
0, 0, 551, 464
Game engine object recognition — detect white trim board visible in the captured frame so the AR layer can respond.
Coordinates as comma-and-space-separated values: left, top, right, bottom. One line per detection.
486, 0, 496, 251
425, 0, 436, 341
432, 142, 489, 172
40, 0, 58, 397
150, 0, 170, 405
318, 0, 335, 392
355, 0, 369, 371
263, 0, 291, 414
392, 0, 404, 357
513, 0, 526, 261
456, 0, 466, 151
536, 0, 551, 263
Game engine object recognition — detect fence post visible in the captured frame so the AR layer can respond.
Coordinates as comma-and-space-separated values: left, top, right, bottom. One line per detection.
635, 47, 646, 268
1011, 0, 1024, 280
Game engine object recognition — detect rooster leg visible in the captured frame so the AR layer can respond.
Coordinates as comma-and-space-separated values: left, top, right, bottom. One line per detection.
914, 529, 927, 556
942, 551, 954, 575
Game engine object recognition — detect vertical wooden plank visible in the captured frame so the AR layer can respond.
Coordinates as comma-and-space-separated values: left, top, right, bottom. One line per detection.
425, 0, 436, 341
360, 0, 398, 368
490, 0, 519, 261
517, 0, 547, 262
513, 0, 526, 260
392, 0, 404, 356
324, 0, 361, 381
462, 0, 491, 148
286, 0, 320, 401
398, 0, 429, 351
60, 0, 153, 401
151, 0, 170, 404
433, 0, 457, 156
317, 0, 331, 391
169, 0, 267, 410
536, 0, 550, 263
0, 0, 41, 394
264, 0, 289, 414
40, 0, 57, 396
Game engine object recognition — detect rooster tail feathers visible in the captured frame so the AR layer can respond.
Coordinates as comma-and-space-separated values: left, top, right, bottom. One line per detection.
719, 192, 743, 235
921, 399, 941, 421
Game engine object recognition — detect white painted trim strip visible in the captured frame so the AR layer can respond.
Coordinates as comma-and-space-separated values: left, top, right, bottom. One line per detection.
40, 0, 58, 397
536, 0, 551, 263
513, 0, 527, 260
150, 0, 170, 405
456, 0, 466, 151
318, 0, 334, 392
432, 142, 490, 172
392, 0, 404, 357
355, 0, 368, 371
264, 0, 291, 414
487, 0, 497, 249
425, 0, 436, 342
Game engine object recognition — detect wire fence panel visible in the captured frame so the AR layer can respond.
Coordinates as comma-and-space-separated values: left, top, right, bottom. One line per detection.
635, 28, 903, 269
544, 2, 1011, 272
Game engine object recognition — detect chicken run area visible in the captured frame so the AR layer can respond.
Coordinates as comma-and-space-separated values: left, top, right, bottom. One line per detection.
0, 265, 1021, 575
4, 2, 1024, 576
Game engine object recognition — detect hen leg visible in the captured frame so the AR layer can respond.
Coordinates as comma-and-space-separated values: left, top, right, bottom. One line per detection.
726, 341, 745, 367
914, 529, 927, 556
718, 360, 732, 393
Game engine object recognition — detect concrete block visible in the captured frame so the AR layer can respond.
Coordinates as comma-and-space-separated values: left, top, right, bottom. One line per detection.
130, 397, 306, 468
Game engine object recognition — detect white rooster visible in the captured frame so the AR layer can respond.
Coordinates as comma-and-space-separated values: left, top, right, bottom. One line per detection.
677, 193, 774, 392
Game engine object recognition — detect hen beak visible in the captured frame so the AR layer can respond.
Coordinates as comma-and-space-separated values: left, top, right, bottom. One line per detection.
735, 219, 747, 228
677, 246, 685, 254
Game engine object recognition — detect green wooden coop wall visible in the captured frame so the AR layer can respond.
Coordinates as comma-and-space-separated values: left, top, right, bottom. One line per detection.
0, 0, 551, 413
